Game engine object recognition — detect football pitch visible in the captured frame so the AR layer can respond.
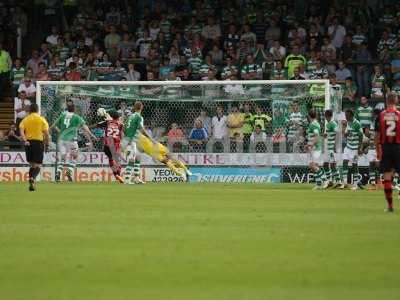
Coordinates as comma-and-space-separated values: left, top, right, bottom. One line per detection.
0, 183, 399, 300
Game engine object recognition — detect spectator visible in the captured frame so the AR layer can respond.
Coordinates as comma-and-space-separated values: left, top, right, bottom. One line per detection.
211, 106, 228, 140
39, 42, 52, 65
264, 18, 281, 47
5, 123, 22, 148
242, 103, 254, 152
201, 16, 221, 44
224, 24, 240, 49
391, 51, 400, 81
118, 33, 136, 60
370, 65, 387, 101
250, 124, 267, 144
125, 63, 141, 81
221, 56, 238, 79
342, 77, 357, 109
0, 43, 12, 101
269, 40, 286, 61
354, 42, 372, 97
26, 50, 42, 76
198, 110, 212, 134
46, 26, 59, 46
10, 58, 25, 91
241, 54, 262, 80
14, 91, 31, 128
253, 105, 271, 132
327, 16, 346, 49
335, 61, 352, 84
189, 118, 208, 152
65, 62, 81, 81
290, 67, 306, 80
240, 24, 257, 49
18, 77, 36, 99
36, 62, 51, 81
352, 24, 367, 46
284, 45, 306, 78
227, 106, 244, 142
167, 123, 185, 140
104, 25, 121, 60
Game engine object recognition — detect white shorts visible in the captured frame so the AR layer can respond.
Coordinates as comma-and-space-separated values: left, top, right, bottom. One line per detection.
366, 149, 377, 163
343, 147, 358, 163
58, 140, 79, 156
324, 150, 337, 163
121, 138, 137, 161
309, 150, 322, 164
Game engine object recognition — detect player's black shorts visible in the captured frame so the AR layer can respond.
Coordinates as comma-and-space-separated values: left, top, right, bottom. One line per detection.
380, 144, 400, 174
25, 140, 44, 164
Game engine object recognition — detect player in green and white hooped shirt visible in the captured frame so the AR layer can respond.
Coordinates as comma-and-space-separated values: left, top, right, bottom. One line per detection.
323, 110, 340, 186
341, 109, 364, 190
362, 125, 380, 187
306, 109, 328, 189
52, 102, 97, 182
121, 101, 152, 184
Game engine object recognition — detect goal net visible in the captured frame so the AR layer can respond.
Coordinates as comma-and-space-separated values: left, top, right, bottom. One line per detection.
36, 80, 340, 183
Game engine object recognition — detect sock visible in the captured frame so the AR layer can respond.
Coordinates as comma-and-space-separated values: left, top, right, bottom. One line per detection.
324, 165, 332, 181
173, 159, 187, 171
32, 167, 40, 179
166, 160, 184, 177
342, 165, 349, 184
352, 164, 360, 185
314, 168, 324, 186
383, 179, 393, 209
28, 167, 34, 179
66, 159, 76, 178
124, 164, 133, 181
133, 159, 141, 177
332, 167, 341, 183
369, 166, 376, 184
56, 161, 64, 177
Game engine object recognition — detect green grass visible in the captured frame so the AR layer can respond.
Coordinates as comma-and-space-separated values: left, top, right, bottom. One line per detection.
0, 183, 399, 300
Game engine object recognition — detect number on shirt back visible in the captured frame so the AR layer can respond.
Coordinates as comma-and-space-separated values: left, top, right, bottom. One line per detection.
107, 126, 120, 138
64, 116, 71, 128
386, 120, 396, 137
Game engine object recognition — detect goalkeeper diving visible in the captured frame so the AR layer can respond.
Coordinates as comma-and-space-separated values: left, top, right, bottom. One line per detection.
97, 105, 191, 181
137, 133, 192, 179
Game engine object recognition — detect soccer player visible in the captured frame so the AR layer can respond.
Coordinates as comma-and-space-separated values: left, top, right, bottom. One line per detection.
52, 102, 97, 182
323, 109, 340, 187
137, 133, 191, 179
306, 109, 327, 189
19, 103, 50, 191
341, 109, 364, 190
121, 101, 152, 184
95, 109, 124, 183
375, 93, 400, 212
363, 126, 379, 188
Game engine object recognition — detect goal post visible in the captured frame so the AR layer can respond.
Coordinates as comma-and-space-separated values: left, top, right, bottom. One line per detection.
36, 79, 341, 183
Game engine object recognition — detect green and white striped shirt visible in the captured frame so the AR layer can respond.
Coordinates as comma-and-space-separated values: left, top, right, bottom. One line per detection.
356, 105, 373, 128
345, 119, 363, 150
307, 120, 322, 151
325, 120, 338, 151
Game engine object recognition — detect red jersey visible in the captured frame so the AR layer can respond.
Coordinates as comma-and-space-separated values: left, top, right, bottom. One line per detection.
98, 119, 123, 147
377, 107, 400, 144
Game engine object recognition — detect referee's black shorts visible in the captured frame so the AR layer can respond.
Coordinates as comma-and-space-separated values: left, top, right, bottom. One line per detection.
25, 140, 44, 164
380, 144, 400, 174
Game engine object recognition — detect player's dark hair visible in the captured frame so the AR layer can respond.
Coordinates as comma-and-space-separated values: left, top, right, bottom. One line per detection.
308, 109, 317, 119
324, 109, 333, 118
67, 103, 75, 112
345, 109, 354, 117
109, 110, 120, 120
30, 103, 38, 113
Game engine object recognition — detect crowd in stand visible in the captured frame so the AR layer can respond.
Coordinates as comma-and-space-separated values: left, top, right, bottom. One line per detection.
1, 0, 400, 152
